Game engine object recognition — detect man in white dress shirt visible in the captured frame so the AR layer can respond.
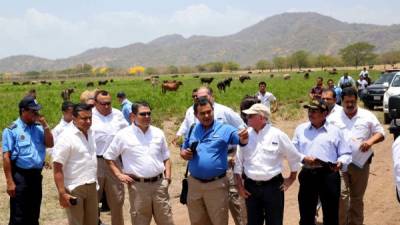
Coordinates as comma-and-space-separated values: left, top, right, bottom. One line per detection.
174, 86, 247, 225
234, 103, 303, 225
50, 101, 74, 156
104, 101, 174, 225
91, 90, 129, 225
293, 99, 352, 225
321, 88, 342, 116
328, 87, 385, 225
53, 103, 98, 225
392, 135, 400, 203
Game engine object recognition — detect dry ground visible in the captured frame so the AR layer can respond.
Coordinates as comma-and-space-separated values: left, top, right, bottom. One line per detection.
0, 111, 399, 225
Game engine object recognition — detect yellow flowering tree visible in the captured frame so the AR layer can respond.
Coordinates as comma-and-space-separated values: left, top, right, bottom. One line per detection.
129, 66, 145, 75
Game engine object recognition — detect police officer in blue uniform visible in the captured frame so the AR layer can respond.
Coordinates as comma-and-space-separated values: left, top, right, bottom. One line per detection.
2, 96, 54, 225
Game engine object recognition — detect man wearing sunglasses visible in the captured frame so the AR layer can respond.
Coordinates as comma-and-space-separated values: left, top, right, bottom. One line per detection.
91, 90, 129, 225
2, 96, 54, 225
104, 101, 174, 225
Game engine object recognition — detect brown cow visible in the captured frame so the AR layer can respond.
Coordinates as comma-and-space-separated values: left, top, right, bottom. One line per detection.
61, 88, 75, 101
161, 82, 183, 94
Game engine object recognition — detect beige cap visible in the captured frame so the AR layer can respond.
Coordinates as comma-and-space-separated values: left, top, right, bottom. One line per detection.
242, 103, 271, 118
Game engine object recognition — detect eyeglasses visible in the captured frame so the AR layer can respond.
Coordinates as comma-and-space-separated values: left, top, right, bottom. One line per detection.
322, 97, 334, 101
98, 101, 111, 106
138, 112, 151, 116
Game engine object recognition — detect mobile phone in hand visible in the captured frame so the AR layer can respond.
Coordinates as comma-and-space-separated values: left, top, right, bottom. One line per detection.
69, 197, 78, 205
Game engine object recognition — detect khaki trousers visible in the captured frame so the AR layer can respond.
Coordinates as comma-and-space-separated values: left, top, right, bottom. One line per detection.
187, 175, 229, 225
128, 179, 174, 225
227, 168, 247, 225
66, 183, 98, 225
97, 158, 125, 225
339, 163, 370, 225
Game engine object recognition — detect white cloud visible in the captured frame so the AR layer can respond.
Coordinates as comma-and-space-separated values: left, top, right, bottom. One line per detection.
0, 5, 263, 59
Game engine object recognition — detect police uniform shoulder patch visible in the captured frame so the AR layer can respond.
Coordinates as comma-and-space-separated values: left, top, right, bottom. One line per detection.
7, 123, 17, 130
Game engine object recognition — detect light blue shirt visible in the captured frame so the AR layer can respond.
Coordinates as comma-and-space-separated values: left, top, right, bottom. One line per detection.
182, 120, 240, 179
2, 118, 46, 169
292, 121, 352, 166
121, 99, 133, 124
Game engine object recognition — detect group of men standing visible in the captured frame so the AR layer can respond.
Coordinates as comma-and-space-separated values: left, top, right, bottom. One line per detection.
2, 78, 385, 225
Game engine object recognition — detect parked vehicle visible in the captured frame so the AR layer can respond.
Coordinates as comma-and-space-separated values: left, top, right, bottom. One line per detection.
362, 72, 397, 110
383, 72, 400, 123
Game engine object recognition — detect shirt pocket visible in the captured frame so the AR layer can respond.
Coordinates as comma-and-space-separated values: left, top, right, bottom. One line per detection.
17, 140, 31, 156
149, 137, 163, 154
261, 142, 280, 159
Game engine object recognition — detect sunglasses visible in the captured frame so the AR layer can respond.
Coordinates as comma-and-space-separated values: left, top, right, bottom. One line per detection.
138, 112, 151, 116
98, 101, 111, 106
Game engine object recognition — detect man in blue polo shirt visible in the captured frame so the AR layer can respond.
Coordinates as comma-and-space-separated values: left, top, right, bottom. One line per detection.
2, 96, 54, 225
180, 97, 248, 225
116, 91, 133, 124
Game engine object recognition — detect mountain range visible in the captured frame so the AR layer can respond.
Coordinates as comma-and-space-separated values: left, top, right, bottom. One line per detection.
1, 12, 400, 73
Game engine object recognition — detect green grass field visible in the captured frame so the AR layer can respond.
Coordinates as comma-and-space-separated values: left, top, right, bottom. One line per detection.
0, 70, 381, 132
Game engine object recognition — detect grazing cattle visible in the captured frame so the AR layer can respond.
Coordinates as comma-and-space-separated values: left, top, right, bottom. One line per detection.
98, 80, 108, 85
40, 80, 47, 84
200, 77, 214, 85
171, 74, 179, 78
308, 69, 312, 72
22, 81, 30, 85
47, 82, 52, 86
270, 74, 274, 78
247, 71, 252, 74
31, 81, 37, 85
86, 82, 94, 87
12, 81, 20, 85
239, 75, 251, 83
151, 75, 159, 79
60, 80, 65, 84
304, 73, 309, 79
369, 65, 374, 69
223, 77, 233, 87
217, 81, 226, 92
144, 77, 151, 82
193, 75, 200, 78
110, 79, 114, 83
61, 88, 75, 101
151, 77, 159, 88
328, 68, 337, 75
161, 82, 183, 94
283, 74, 291, 80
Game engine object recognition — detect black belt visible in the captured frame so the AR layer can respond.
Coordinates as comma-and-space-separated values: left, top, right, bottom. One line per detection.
192, 172, 226, 183
302, 166, 334, 174
244, 174, 283, 186
128, 173, 163, 183
97, 155, 104, 158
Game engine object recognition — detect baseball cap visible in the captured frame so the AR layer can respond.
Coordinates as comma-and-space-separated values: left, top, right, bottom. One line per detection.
303, 99, 328, 111
242, 103, 271, 118
19, 96, 42, 111
116, 92, 126, 98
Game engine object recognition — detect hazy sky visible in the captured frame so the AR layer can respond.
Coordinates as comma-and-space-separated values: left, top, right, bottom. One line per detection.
1, 0, 399, 59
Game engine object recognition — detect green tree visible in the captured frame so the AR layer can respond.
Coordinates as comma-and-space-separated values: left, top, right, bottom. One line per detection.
224, 61, 240, 72
255, 60, 271, 72
205, 62, 224, 72
289, 50, 310, 70
380, 50, 400, 66
167, 65, 179, 74
273, 56, 286, 71
339, 42, 377, 69
314, 54, 337, 69
145, 67, 159, 75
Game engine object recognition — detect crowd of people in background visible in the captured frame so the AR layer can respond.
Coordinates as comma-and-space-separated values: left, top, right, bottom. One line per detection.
4, 66, 400, 225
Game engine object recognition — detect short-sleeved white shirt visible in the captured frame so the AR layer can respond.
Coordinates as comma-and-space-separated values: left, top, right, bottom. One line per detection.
52, 124, 97, 192
91, 107, 129, 155
256, 91, 276, 110
234, 124, 302, 181
49, 118, 72, 156
103, 124, 170, 178
329, 107, 385, 155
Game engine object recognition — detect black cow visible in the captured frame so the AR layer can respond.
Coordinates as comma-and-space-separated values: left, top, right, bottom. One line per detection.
98, 80, 108, 85
223, 77, 233, 87
200, 77, 214, 85
86, 82, 94, 87
217, 81, 226, 92
239, 75, 251, 83
61, 88, 75, 101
